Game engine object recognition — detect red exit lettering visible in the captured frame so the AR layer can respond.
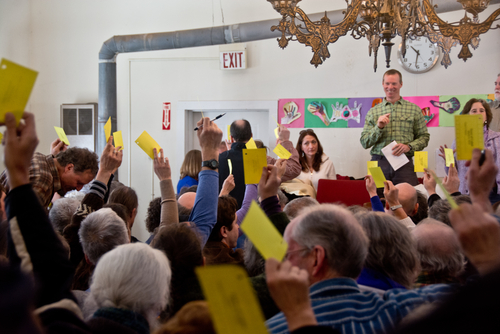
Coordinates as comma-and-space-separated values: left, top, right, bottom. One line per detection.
221, 51, 245, 69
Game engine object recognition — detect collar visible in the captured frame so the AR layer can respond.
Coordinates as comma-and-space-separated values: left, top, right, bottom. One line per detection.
486, 128, 500, 140
309, 277, 360, 299
230, 142, 247, 151
93, 307, 150, 334
382, 97, 404, 106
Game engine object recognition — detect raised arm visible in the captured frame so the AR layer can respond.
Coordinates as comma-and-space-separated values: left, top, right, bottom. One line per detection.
188, 117, 223, 246
154, 148, 178, 227
3, 112, 78, 310
267, 126, 301, 182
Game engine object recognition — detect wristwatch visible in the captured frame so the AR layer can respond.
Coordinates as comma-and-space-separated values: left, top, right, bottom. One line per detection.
202, 159, 219, 169
407, 144, 413, 151
390, 204, 403, 211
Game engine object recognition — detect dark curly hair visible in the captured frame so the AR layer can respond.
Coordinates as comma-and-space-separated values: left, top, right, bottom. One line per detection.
296, 129, 324, 172
56, 147, 98, 175
208, 196, 237, 242
145, 197, 161, 233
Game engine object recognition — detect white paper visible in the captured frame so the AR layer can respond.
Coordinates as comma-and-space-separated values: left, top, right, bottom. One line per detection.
381, 141, 409, 171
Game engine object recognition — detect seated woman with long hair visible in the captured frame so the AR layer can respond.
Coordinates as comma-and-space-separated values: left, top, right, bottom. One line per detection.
295, 129, 336, 191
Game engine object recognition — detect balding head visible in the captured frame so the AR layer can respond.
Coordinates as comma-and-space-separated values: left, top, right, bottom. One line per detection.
412, 218, 465, 277
284, 204, 369, 283
395, 183, 418, 216
178, 192, 196, 210
230, 119, 252, 143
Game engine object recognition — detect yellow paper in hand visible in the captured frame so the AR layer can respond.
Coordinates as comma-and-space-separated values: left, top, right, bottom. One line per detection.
445, 148, 454, 167
245, 137, 257, 149
429, 170, 458, 209
135, 131, 161, 159
273, 144, 292, 160
104, 117, 112, 143
0, 133, 3, 142
414, 151, 428, 172
228, 159, 233, 175
241, 201, 288, 261
242, 148, 267, 184
274, 127, 279, 139
113, 131, 124, 150
0, 59, 38, 124
54, 126, 70, 146
367, 161, 378, 175
196, 265, 268, 334
455, 114, 484, 161
227, 125, 231, 141
369, 167, 386, 188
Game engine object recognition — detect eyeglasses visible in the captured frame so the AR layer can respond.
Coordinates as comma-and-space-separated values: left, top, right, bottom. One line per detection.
284, 247, 310, 260
299, 129, 315, 135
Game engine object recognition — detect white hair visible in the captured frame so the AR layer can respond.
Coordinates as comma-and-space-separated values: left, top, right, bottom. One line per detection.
49, 197, 81, 233
79, 208, 129, 264
90, 243, 172, 328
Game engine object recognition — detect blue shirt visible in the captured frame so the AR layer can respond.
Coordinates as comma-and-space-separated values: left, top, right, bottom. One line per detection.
188, 170, 218, 247
266, 277, 453, 334
177, 175, 198, 194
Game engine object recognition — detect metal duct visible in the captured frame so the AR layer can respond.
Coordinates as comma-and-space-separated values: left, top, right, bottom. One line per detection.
97, 0, 499, 155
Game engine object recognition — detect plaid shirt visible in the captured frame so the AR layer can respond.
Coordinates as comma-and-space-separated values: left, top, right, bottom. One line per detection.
360, 98, 430, 157
0, 152, 61, 209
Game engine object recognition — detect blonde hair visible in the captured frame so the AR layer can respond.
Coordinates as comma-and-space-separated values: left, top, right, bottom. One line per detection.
180, 150, 202, 180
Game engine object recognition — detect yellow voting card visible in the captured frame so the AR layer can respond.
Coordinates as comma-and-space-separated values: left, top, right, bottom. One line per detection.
445, 148, 454, 167
246, 137, 257, 149
0, 59, 38, 124
135, 131, 161, 159
367, 161, 378, 175
0, 133, 2, 142
455, 114, 484, 161
113, 131, 123, 150
228, 159, 233, 175
104, 117, 112, 143
54, 126, 70, 146
429, 169, 458, 209
369, 167, 386, 188
196, 265, 268, 334
227, 125, 231, 140
241, 201, 288, 261
273, 144, 292, 160
242, 148, 267, 184
414, 151, 428, 172
274, 127, 279, 139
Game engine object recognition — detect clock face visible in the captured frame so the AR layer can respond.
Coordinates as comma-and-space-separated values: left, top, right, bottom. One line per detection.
397, 36, 440, 74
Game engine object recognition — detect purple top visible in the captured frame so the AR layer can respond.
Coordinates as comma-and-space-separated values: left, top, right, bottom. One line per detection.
447, 127, 500, 195
236, 184, 258, 237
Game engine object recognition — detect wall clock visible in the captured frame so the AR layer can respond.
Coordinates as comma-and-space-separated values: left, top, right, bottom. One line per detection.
397, 36, 440, 74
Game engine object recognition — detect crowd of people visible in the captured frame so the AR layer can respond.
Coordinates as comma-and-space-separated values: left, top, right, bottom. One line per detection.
1, 71, 500, 334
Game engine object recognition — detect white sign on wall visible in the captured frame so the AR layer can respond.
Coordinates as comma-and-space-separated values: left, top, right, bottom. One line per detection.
220, 51, 246, 70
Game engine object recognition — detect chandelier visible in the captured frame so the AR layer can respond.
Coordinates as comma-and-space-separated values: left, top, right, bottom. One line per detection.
266, 0, 500, 71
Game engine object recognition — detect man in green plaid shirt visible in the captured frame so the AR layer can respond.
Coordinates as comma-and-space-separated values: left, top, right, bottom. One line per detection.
360, 69, 429, 186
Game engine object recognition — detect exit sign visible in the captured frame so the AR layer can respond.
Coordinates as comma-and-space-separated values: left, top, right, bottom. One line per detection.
220, 51, 246, 70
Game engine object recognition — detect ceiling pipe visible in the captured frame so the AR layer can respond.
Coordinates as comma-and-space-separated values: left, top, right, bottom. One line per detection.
97, 0, 499, 156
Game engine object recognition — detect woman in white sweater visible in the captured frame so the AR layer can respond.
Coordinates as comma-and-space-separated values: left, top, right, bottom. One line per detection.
295, 129, 336, 191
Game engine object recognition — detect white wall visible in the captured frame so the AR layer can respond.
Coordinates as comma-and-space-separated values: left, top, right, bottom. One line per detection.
0, 1, 499, 241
